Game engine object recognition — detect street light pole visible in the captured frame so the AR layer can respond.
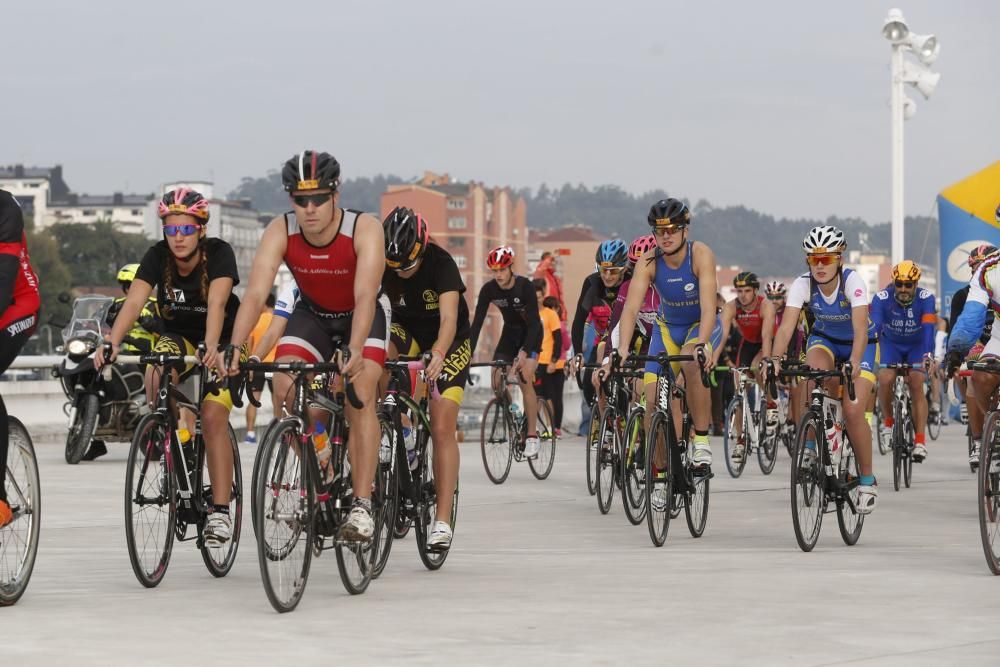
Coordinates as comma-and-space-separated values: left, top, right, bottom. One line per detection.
890, 43, 905, 265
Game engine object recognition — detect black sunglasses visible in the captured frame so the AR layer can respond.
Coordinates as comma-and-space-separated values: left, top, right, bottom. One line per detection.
292, 193, 333, 208
895, 280, 915, 288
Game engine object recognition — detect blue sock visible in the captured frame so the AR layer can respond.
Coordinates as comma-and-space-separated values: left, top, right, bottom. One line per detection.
859, 474, 876, 486
804, 439, 816, 451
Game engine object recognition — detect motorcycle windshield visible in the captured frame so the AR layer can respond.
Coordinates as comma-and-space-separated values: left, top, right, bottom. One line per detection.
63, 296, 114, 344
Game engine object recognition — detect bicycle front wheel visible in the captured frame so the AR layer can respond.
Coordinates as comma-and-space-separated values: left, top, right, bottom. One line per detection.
903, 417, 914, 489
645, 411, 673, 547
200, 425, 243, 577
722, 396, 747, 478
124, 414, 175, 588
586, 406, 601, 495
927, 389, 942, 441
0, 418, 41, 606
529, 399, 557, 480
595, 406, 618, 515
416, 433, 457, 571
480, 398, 513, 484
978, 412, 1000, 575
684, 467, 710, 538
372, 414, 399, 579
622, 406, 647, 526
256, 420, 314, 613
791, 414, 825, 552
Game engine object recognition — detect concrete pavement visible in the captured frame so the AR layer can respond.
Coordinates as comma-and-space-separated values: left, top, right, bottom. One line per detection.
3, 425, 999, 665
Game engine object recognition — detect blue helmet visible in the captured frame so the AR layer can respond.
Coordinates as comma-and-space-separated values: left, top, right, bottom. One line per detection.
596, 239, 628, 269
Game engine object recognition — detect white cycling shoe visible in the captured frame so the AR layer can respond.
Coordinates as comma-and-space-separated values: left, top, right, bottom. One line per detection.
912, 443, 927, 462
856, 484, 878, 515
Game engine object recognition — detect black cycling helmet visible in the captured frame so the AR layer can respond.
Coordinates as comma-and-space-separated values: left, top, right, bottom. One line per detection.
383, 206, 429, 270
282, 150, 341, 192
733, 271, 759, 289
647, 198, 691, 228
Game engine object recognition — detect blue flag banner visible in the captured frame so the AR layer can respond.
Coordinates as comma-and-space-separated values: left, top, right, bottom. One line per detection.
937, 161, 1000, 318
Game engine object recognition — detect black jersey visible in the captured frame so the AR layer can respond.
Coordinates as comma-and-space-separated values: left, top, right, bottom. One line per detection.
470, 275, 542, 353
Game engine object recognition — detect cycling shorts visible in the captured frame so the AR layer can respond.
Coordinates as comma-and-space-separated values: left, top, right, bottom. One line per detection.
0, 312, 37, 374
389, 323, 471, 406
805, 334, 878, 384
879, 337, 928, 370
276, 295, 391, 366
736, 340, 763, 368
644, 316, 722, 385
153, 333, 247, 411
494, 324, 542, 361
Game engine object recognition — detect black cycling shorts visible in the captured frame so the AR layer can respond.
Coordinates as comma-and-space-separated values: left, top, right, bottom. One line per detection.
0, 312, 37, 375
736, 340, 763, 368
277, 295, 391, 366
389, 323, 471, 406
494, 324, 542, 362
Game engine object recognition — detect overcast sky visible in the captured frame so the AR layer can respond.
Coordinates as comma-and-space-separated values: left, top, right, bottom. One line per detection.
4, 0, 997, 223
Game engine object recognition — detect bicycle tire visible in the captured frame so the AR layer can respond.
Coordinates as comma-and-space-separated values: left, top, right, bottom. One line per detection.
622, 405, 647, 526
200, 425, 243, 577
124, 413, 175, 588
836, 444, 864, 545
978, 412, 1000, 575
586, 405, 601, 495
256, 419, 314, 613
528, 399, 557, 480
416, 429, 457, 571
684, 467, 710, 538
480, 398, 513, 484
250, 417, 278, 540
0, 417, 41, 606
791, 413, 824, 552
903, 417, 914, 489
595, 405, 617, 515
372, 414, 399, 579
758, 415, 779, 476
722, 396, 748, 478
645, 411, 673, 547
65, 393, 99, 465
875, 400, 889, 456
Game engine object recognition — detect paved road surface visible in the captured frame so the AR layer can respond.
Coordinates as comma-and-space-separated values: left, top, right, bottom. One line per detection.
4, 425, 999, 665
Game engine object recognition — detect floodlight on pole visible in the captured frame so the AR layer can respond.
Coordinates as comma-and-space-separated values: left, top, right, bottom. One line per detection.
882, 8, 941, 266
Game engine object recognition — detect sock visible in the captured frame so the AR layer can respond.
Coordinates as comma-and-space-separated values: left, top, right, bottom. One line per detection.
915, 432, 926, 445
246, 431, 255, 438
859, 474, 876, 486
693, 429, 709, 446
864, 411, 873, 424
212, 504, 230, 515
804, 438, 816, 451
883, 417, 894, 428
353, 497, 372, 513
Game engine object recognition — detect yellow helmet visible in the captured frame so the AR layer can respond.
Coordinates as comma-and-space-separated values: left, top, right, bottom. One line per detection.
117, 263, 140, 284
892, 260, 921, 283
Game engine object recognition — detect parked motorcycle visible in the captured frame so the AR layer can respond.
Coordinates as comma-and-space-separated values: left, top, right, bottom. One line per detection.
55, 295, 148, 464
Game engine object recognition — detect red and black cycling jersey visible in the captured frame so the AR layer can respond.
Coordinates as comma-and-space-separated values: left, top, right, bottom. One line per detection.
470, 276, 542, 354
733, 295, 764, 344
0, 190, 40, 332
571, 271, 627, 352
283, 208, 363, 316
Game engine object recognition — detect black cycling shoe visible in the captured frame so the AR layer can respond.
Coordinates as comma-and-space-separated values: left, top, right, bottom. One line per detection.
82, 440, 108, 461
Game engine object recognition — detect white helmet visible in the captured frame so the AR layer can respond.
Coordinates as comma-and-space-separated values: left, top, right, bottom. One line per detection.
802, 225, 846, 255
765, 280, 787, 298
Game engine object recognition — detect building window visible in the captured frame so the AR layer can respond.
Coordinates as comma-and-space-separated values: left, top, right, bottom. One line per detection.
83, 210, 95, 216
448, 217, 467, 229
454, 255, 468, 268
105, 210, 114, 216
447, 199, 466, 210
131, 209, 141, 216
448, 237, 466, 248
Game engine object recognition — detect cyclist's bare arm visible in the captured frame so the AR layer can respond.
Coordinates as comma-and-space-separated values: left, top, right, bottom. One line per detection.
230, 218, 287, 360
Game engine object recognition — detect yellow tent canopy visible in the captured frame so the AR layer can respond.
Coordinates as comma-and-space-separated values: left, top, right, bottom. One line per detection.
939, 160, 1000, 228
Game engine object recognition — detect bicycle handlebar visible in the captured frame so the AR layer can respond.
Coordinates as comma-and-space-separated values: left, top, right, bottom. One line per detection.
238, 347, 363, 410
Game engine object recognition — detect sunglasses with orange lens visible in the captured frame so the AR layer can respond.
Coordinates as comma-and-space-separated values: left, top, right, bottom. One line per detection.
806, 254, 840, 267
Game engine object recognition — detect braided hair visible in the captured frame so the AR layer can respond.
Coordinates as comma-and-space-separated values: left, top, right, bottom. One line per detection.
161, 238, 208, 320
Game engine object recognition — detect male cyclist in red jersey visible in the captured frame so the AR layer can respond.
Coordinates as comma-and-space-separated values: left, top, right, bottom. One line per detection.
470, 246, 544, 457
719, 272, 776, 372
0, 190, 40, 528
228, 150, 389, 543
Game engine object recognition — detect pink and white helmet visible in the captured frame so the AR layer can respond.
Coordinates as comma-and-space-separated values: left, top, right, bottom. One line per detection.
628, 234, 657, 263
158, 187, 210, 221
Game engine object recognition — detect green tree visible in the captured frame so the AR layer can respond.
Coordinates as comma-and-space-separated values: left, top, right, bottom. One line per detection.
229, 173, 407, 216
48, 220, 150, 288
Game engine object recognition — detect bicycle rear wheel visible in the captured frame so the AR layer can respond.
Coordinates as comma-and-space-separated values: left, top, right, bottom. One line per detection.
645, 411, 673, 547
256, 420, 313, 613
722, 396, 747, 478
874, 400, 889, 455
927, 390, 942, 441
416, 433, 457, 571
372, 414, 398, 579
836, 445, 864, 545
0, 418, 41, 606
529, 399, 557, 479
622, 406, 647, 526
480, 398, 513, 484
978, 412, 1000, 575
124, 414, 175, 588
903, 417, 914, 489
791, 414, 824, 552
200, 425, 243, 577
595, 406, 617, 515
335, 447, 378, 595
758, 411, 779, 475
891, 418, 903, 492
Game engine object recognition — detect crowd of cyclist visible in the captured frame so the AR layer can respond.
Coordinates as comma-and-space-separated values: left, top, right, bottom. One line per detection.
3, 147, 1000, 564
